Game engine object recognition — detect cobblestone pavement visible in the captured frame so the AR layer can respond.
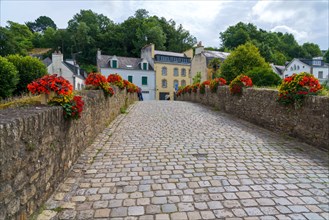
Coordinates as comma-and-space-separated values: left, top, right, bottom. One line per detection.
38, 101, 329, 220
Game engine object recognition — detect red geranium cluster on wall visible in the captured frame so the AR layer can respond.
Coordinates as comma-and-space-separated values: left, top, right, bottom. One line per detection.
27, 74, 73, 96
229, 75, 253, 95
27, 74, 84, 120
107, 74, 124, 89
85, 73, 115, 97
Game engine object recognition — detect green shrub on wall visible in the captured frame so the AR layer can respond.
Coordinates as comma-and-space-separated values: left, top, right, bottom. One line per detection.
7, 54, 47, 95
0, 56, 19, 99
245, 67, 282, 87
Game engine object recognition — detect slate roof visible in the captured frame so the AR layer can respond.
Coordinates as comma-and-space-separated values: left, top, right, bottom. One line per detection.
63, 61, 86, 79
42, 57, 52, 67
202, 51, 230, 60
154, 50, 185, 57
270, 63, 285, 75
202, 50, 230, 66
98, 55, 153, 70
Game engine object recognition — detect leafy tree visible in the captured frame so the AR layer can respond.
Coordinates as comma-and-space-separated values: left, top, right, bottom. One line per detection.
245, 67, 282, 87
208, 58, 222, 79
220, 42, 269, 82
324, 49, 329, 63
192, 72, 201, 84
0, 56, 19, 99
26, 16, 57, 33
6, 55, 47, 95
2, 21, 33, 55
302, 42, 322, 58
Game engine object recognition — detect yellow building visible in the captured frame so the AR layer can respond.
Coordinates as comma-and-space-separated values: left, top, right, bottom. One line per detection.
141, 44, 193, 100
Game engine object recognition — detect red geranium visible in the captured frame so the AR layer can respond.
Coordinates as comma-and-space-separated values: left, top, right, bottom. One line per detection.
27, 74, 73, 96
229, 75, 253, 95
85, 73, 107, 87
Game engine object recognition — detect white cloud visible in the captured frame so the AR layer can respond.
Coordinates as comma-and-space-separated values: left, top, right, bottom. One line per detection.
271, 25, 308, 42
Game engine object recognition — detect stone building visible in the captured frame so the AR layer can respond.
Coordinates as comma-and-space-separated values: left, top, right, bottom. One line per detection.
191, 45, 230, 82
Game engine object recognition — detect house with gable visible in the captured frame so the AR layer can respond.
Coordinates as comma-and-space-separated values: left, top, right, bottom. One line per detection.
191, 44, 230, 82
97, 50, 156, 100
141, 44, 193, 100
46, 52, 86, 90
283, 57, 329, 82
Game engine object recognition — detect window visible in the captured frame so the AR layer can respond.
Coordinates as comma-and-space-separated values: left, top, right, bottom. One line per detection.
162, 67, 167, 76
181, 68, 186, 77
318, 71, 323, 79
181, 80, 186, 87
173, 80, 179, 89
142, 76, 148, 85
174, 68, 179, 76
297, 66, 300, 70
162, 79, 167, 88
294, 64, 296, 70
112, 60, 118, 68
290, 67, 293, 71
77, 83, 81, 90
128, 75, 133, 83
143, 63, 148, 70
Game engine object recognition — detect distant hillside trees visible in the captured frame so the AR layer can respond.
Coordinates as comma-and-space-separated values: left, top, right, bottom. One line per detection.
219, 22, 323, 65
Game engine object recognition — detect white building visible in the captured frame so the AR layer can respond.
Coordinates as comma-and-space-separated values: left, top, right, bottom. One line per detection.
283, 58, 329, 82
46, 52, 86, 90
97, 50, 156, 100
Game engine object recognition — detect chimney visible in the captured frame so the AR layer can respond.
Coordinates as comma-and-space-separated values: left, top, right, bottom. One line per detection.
52, 52, 63, 75
97, 49, 101, 60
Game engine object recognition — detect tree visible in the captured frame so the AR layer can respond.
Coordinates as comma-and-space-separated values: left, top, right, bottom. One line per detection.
192, 72, 201, 84
208, 58, 222, 79
220, 42, 269, 82
6, 55, 47, 95
302, 42, 322, 58
2, 21, 33, 55
324, 49, 329, 63
0, 56, 19, 99
26, 16, 57, 33
245, 67, 282, 87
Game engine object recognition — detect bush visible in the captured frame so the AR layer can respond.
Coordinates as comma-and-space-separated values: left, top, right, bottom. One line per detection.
245, 67, 282, 87
220, 42, 268, 83
6, 55, 47, 95
278, 72, 322, 107
0, 56, 19, 99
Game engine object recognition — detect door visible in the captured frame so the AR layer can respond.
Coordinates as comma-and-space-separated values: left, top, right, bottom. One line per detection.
159, 92, 169, 100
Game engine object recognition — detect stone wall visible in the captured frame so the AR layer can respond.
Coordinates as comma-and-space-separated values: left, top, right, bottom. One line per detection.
177, 86, 329, 150
0, 89, 137, 219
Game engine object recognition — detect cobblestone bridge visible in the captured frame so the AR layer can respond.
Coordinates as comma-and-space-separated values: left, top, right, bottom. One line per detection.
38, 101, 328, 220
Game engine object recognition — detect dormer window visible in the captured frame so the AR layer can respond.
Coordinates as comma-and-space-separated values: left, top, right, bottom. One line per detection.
112, 60, 118, 68
142, 62, 148, 70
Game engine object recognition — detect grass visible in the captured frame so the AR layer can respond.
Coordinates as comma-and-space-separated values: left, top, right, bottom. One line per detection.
120, 106, 127, 114
0, 95, 40, 110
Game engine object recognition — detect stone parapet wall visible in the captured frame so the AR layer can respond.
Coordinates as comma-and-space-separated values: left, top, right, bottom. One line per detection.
177, 86, 329, 150
0, 89, 137, 219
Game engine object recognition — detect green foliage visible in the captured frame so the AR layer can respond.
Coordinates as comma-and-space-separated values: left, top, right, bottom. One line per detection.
1, 21, 33, 56
245, 67, 282, 87
219, 22, 322, 64
26, 16, 57, 33
6, 55, 47, 95
208, 58, 222, 79
324, 49, 329, 63
220, 42, 269, 82
81, 64, 97, 74
302, 42, 322, 59
192, 72, 202, 84
0, 56, 19, 99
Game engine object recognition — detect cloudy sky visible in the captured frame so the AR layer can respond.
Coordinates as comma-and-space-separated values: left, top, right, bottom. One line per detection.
1, 0, 328, 49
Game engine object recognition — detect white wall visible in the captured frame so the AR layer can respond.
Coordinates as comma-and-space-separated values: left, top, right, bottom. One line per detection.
101, 68, 156, 100
283, 59, 311, 78
313, 67, 329, 82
